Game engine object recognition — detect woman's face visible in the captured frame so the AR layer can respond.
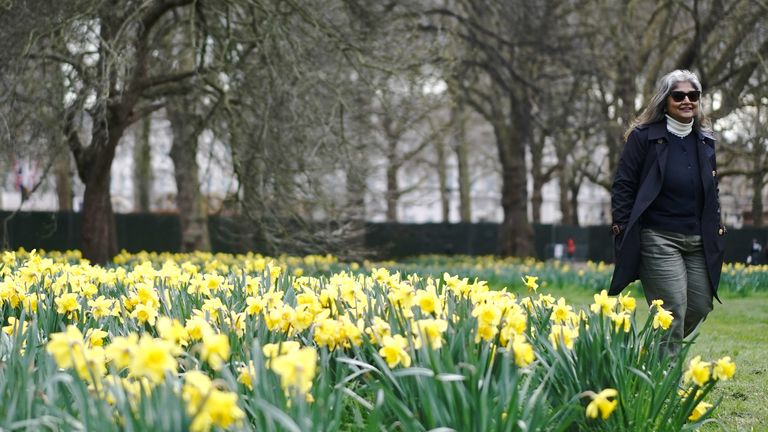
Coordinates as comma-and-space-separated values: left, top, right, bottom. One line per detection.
666, 81, 699, 124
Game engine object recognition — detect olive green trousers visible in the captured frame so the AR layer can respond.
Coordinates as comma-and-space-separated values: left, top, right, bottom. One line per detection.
638, 228, 713, 357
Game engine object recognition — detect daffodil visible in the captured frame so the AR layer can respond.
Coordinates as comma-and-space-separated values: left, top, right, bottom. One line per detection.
585, 388, 618, 420
590, 290, 616, 315
46, 325, 85, 369
156, 317, 190, 347
131, 303, 158, 326
683, 355, 711, 386
55, 292, 80, 318
185, 316, 212, 341
511, 335, 535, 367
128, 335, 178, 383
199, 388, 245, 430
472, 303, 502, 326
269, 346, 318, 395
549, 324, 578, 350
88, 296, 117, 319
550, 297, 573, 324
2, 317, 27, 336
521, 275, 539, 293
262, 341, 301, 359
87, 329, 109, 347
610, 311, 632, 333
412, 318, 448, 349
365, 316, 392, 344
414, 284, 442, 315
713, 356, 735, 381
688, 400, 713, 421
200, 332, 230, 370
237, 361, 257, 390
618, 291, 636, 313
105, 334, 138, 369
652, 307, 674, 330
378, 334, 411, 368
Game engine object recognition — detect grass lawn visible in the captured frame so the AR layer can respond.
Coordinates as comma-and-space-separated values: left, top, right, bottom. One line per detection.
694, 292, 768, 432
528, 285, 768, 432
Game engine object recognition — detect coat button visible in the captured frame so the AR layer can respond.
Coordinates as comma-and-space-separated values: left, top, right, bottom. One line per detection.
657, 139, 663, 144
712, 170, 716, 177
718, 228, 724, 236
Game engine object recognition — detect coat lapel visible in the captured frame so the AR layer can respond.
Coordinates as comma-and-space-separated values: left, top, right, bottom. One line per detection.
648, 122, 668, 182
695, 129, 717, 203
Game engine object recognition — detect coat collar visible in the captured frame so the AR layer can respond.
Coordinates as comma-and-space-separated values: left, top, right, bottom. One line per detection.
647, 120, 667, 141
646, 119, 716, 143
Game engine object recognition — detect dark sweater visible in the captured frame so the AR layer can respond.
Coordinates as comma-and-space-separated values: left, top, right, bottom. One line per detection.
641, 132, 704, 235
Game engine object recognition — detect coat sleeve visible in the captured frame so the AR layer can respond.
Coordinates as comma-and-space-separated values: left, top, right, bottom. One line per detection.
611, 129, 646, 232
710, 140, 726, 233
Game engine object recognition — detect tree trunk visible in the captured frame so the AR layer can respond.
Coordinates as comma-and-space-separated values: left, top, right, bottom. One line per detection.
54, 151, 73, 211
530, 133, 544, 224
752, 161, 764, 227
75, 118, 122, 264
385, 145, 399, 222
345, 157, 367, 257
559, 173, 572, 224
436, 135, 450, 222
133, 116, 152, 212
569, 182, 581, 227
168, 104, 210, 252
82, 171, 118, 264
495, 100, 534, 257
454, 106, 472, 222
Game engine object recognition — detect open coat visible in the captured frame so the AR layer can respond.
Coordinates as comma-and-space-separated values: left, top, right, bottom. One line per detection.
609, 120, 726, 301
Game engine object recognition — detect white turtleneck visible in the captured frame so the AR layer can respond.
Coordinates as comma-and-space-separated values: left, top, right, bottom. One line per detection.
666, 114, 693, 138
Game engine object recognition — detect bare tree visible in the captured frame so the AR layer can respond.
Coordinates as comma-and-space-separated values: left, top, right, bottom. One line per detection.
0, 2, 74, 218
373, 75, 447, 222
201, 1, 382, 255
167, 98, 211, 251
422, 0, 578, 255
5, 1, 213, 262
450, 102, 472, 222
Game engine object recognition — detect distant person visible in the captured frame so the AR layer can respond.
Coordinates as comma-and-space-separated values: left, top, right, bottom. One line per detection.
748, 238, 762, 265
609, 70, 726, 356
566, 238, 576, 261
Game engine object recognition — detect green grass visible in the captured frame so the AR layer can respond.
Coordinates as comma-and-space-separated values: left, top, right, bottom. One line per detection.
694, 292, 768, 432
509, 285, 768, 432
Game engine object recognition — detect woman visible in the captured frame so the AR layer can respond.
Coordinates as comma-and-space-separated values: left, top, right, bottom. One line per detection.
608, 70, 726, 356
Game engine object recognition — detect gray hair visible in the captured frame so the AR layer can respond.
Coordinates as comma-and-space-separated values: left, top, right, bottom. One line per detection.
624, 69, 712, 140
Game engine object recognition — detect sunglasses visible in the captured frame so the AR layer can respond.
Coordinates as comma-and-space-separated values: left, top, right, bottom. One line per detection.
669, 90, 701, 102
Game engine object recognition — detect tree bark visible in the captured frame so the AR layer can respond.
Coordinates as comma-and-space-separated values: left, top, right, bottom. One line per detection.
495, 99, 534, 257
385, 161, 398, 222
530, 132, 545, 224
559, 174, 572, 225
436, 134, 450, 222
168, 104, 210, 252
751, 153, 764, 227
345, 156, 367, 256
133, 116, 152, 212
54, 151, 72, 211
74, 114, 123, 264
569, 181, 581, 226
453, 106, 472, 222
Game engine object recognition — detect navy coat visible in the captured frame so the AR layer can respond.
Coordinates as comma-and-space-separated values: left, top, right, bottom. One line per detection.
609, 120, 725, 301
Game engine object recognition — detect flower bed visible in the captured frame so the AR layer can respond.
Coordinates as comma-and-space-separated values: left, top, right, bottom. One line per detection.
0, 250, 734, 431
